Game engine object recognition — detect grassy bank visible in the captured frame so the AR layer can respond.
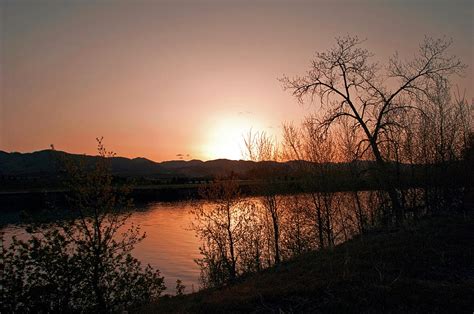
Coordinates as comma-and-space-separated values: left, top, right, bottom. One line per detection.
141, 214, 474, 313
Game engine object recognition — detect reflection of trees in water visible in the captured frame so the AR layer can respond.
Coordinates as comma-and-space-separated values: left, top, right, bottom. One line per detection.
192, 186, 442, 289
188, 34, 471, 289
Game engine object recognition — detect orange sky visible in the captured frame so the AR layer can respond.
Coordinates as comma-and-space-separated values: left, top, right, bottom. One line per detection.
1, 0, 472, 161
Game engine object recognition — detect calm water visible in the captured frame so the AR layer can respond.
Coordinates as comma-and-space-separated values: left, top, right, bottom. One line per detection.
0, 201, 202, 294
1, 190, 396, 293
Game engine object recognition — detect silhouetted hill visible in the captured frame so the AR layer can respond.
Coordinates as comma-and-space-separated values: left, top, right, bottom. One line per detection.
1, 150, 423, 190
0, 150, 167, 177
0, 149, 411, 178
163, 159, 259, 178
0, 150, 297, 179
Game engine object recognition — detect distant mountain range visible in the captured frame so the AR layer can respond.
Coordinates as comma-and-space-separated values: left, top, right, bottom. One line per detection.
2, 150, 454, 195
0, 150, 301, 179
1, 150, 469, 202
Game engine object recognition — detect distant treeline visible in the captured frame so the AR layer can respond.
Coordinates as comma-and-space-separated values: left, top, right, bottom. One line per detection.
1, 160, 471, 211
1, 149, 472, 191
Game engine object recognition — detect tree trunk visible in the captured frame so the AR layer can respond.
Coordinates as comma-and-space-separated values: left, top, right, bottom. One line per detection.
226, 205, 236, 281
370, 139, 403, 225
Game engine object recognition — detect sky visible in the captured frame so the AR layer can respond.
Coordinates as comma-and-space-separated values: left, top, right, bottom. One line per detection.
1, 0, 472, 161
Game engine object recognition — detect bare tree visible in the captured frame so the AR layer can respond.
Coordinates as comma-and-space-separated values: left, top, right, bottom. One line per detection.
414, 82, 471, 212
280, 194, 316, 257
281, 36, 465, 224
191, 175, 258, 287
282, 119, 339, 249
337, 116, 369, 233
243, 130, 283, 264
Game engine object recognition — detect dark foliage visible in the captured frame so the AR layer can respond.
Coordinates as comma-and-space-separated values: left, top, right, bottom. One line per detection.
1, 139, 166, 313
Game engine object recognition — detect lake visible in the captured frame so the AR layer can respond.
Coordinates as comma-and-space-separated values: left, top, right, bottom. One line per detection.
1, 189, 400, 294
0, 201, 203, 294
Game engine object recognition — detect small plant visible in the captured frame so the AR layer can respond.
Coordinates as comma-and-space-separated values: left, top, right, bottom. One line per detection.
1, 138, 166, 313
175, 279, 186, 296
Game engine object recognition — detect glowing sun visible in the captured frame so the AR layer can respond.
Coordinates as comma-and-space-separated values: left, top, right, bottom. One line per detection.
203, 114, 265, 160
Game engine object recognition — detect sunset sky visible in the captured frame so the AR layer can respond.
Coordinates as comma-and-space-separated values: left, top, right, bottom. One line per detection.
1, 0, 472, 161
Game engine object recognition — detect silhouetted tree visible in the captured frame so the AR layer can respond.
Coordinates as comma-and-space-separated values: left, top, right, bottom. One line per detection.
281, 36, 465, 225
243, 130, 283, 264
191, 175, 258, 287
282, 120, 339, 248
2, 139, 166, 313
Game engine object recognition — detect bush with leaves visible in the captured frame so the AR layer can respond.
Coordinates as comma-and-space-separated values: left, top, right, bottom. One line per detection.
1, 138, 166, 313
